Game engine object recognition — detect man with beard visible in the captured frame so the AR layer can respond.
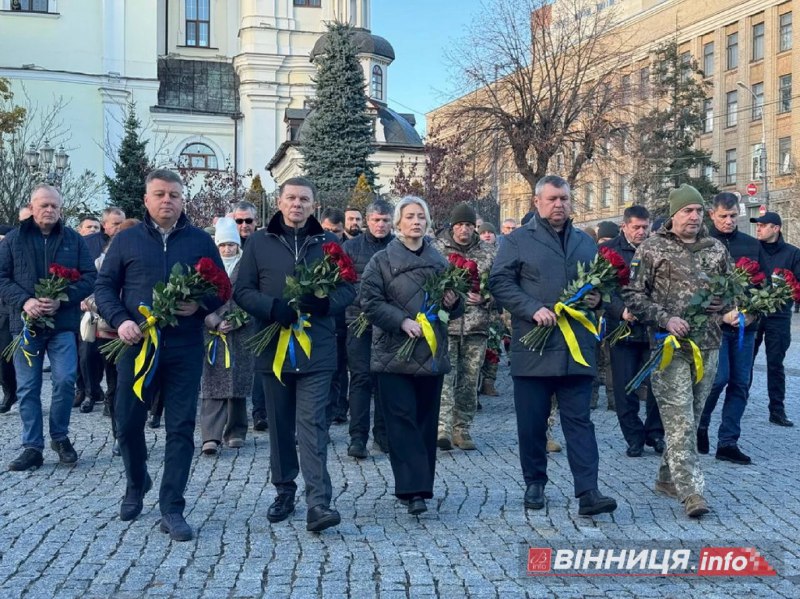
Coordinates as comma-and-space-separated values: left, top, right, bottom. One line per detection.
344, 208, 363, 240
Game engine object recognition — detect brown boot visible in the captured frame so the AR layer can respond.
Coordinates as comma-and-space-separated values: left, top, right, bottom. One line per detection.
546, 438, 562, 453
684, 494, 709, 518
452, 430, 477, 450
481, 379, 499, 396
654, 481, 678, 498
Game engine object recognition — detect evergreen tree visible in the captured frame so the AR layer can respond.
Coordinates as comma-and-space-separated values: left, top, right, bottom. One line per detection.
301, 22, 376, 208
106, 102, 151, 219
630, 40, 718, 216
349, 173, 374, 213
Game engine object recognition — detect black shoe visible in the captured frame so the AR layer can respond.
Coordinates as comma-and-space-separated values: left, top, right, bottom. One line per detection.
120, 473, 153, 521
407, 496, 427, 515
347, 438, 369, 459
8, 448, 43, 471
626, 443, 644, 458
148, 414, 161, 429
373, 437, 389, 453
50, 437, 78, 464
0, 394, 17, 413
73, 389, 85, 408
769, 412, 794, 427
524, 483, 545, 510
697, 428, 709, 454
306, 505, 341, 532
112, 440, 121, 457
102, 400, 111, 417
477, 400, 483, 411
267, 493, 295, 523
333, 414, 348, 424
160, 513, 193, 541
253, 417, 269, 431
80, 398, 95, 413
578, 490, 617, 516
652, 438, 666, 454
715, 445, 752, 465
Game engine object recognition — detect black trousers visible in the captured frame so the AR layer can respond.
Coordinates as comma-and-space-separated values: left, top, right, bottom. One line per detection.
513, 375, 599, 497
347, 330, 386, 444
377, 373, 443, 500
262, 370, 334, 509
610, 342, 664, 447
115, 343, 203, 515
0, 313, 17, 401
326, 331, 349, 425
79, 339, 117, 402
753, 316, 792, 414
251, 372, 266, 421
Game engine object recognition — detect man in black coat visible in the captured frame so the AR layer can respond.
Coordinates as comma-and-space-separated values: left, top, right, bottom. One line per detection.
342, 200, 393, 458
750, 211, 800, 427
490, 175, 617, 516
0, 185, 96, 471
697, 193, 769, 464
601, 205, 665, 458
234, 176, 355, 533
95, 169, 226, 541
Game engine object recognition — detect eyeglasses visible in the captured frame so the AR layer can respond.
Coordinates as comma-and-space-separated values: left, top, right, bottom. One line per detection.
235, 218, 254, 225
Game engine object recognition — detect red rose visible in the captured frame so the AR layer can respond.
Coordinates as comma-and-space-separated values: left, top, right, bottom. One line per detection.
750, 272, 766, 286
195, 258, 232, 302
617, 267, 630, 286
485, 349, 500, 364
448, 253, 465, 268
464, 259, 479, 273
340, 266, 357, 283
49, 264, 81, 282
323, 242, 344, 259
599, 247, 626, 270
735, 257, 760, 275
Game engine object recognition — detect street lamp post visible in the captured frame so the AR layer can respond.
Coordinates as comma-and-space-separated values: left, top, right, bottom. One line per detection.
24, 140, 69, 187
737, 81, 769, 208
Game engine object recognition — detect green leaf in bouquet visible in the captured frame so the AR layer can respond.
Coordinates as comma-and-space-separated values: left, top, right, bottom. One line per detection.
55, 293, 69, 302
170, 263, 185, 277
438, 309, 449, 324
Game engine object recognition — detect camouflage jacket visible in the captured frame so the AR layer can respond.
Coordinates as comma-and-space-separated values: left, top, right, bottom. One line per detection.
432, 230, 497, 337
622, 223, 731, 351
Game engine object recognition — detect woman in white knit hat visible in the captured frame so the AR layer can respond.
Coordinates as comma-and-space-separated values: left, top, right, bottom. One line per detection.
199, 217, 255, 455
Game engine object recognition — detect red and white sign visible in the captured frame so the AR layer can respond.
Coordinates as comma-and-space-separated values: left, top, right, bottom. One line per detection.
746, 183, 758, 196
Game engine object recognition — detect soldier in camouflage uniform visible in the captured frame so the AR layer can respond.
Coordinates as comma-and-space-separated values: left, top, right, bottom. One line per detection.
433, 203, 497, 451
623, 185, 730, 518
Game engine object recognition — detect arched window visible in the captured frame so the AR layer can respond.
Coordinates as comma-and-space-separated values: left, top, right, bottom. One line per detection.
371, 65, 383, 100
179, 142, 218, 170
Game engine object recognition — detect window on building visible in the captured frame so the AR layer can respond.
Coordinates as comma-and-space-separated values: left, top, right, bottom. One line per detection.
371, 65, 383, 100
703, 98, 714, 133
679, 51, 692, 83
752, 22, 765, 61
704, 164, 715, 183
780, 12, 793, 52
639, 66, 650, 100
585, 183, 594, 209
703, 42, 714, 77
751, 82, 764, 120
620, 175, 630, 205
725, 149, 737, 184
779, 74, 792, 113
179, 143, 218, 170
621, 74, 631, 103
11, 0, 49, 11
726, 90, 738, 127
726, 32, 739, 70
751, 143, 764, 180
294, 0, 322, 6
779, 137, 793, 173
601, 178, 612, 208
186, 0, 210, 47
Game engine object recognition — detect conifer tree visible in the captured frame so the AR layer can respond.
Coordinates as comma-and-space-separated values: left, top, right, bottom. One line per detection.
106, 102, 152, 219
301, 22, 376, 208
349, 173, 374, 212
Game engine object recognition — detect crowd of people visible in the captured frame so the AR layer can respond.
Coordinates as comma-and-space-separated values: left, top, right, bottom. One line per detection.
0, 170, 797, 541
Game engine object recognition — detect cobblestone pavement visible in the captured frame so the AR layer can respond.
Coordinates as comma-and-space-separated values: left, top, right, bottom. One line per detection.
2, 320, 800, 598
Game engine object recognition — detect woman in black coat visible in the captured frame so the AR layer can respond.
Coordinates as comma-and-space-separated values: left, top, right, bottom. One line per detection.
360, 196, 462, 515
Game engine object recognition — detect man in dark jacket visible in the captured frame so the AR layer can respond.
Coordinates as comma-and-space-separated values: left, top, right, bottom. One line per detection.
234, 176, 355, 533
343, 200, 393, 458
697, 193, 769, 464
751, 211, 800, 427
490, 175, 617, 516
601, 205, 665, 458
95, 169, 226, 541
0, 184, 96, 471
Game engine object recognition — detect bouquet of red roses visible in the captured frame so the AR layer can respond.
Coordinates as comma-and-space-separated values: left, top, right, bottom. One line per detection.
395, 253, 471, 361
521, 247, 629, 365
3, 264, 82, 364
100, 258, 232, 364
739, 267, 800, 317
246, 242, 357, 357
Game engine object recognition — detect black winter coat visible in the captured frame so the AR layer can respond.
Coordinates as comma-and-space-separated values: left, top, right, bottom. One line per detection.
233, 213, 355, 374
342, 230, 394, 324
600, 234, 648, 344
489, 215, 599, 377
94, 212, 226, 348
760, 234, 800, 319
83, 231, 110, 261
361, 238, 463, 376
0, 218, 96, 334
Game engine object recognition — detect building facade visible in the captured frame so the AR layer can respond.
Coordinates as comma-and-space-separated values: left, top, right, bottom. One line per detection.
0, 0, 419, 200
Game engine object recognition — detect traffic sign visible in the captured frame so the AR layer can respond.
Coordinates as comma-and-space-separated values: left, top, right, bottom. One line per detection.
746, 183, 758, 196
759, 204, 767, 215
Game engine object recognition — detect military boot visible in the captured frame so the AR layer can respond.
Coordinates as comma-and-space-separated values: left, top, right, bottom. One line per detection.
480, 379, 499, 396
453, 430, 476, 450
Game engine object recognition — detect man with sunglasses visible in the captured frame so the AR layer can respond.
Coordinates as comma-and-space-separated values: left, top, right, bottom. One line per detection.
232, 202, 258, 245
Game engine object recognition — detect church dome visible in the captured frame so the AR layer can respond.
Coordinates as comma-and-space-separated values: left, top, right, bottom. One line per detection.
311, 28, 395, 62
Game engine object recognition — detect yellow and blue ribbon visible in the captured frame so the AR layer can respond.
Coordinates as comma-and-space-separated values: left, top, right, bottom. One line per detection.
272, 314, 312, 383
657, 333, 704, 384
206, 330, 231, 368
415, 297, 439, 371
18, 316, 39, 367
552, 284, 600, 367
133, 304, 160, 401
738, 311, 746, 350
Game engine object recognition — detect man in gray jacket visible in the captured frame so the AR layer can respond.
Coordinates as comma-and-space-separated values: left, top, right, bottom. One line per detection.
490, 175, 617, 516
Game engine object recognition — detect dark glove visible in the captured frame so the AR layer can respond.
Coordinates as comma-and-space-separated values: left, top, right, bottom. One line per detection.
271, 299, 298, 328
297, 293, 330, 316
